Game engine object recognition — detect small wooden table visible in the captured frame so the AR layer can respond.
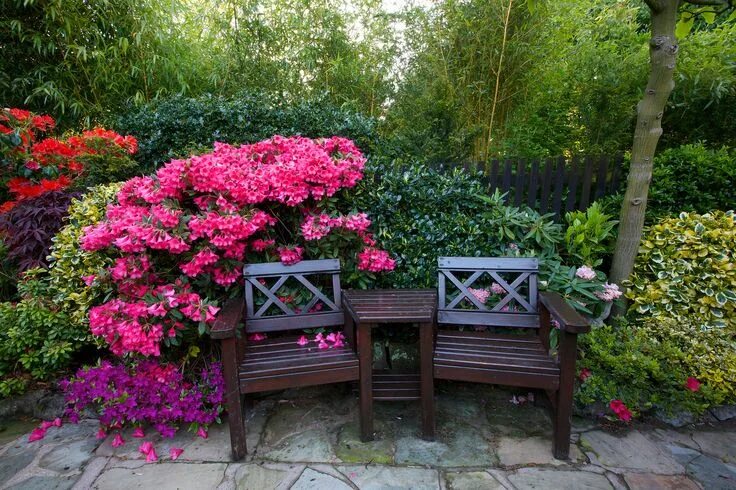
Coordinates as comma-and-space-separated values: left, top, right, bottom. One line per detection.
342, 288, 437, 441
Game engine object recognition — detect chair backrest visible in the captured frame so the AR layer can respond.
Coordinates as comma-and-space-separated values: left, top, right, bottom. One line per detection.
243, 258, 343, 333
437, 256, 539, 328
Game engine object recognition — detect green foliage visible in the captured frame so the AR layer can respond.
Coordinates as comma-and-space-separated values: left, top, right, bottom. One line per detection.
648, 144, 736, 217
115, 92, 378, 170
628, 211, 736, 331
0, 298, 81, 387
576, 321, 713, 417
35, 184, 121, 327
563, 203, 618, 267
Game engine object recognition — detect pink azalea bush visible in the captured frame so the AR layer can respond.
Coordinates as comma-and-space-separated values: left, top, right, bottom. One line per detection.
80, 135, 394, 357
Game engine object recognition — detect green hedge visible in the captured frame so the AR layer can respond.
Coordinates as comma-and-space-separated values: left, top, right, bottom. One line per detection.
114, 92, 378, 171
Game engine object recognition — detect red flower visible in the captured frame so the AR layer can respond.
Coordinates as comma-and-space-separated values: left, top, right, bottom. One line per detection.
31, 115, 55, 132
609, 399, 632, 422
685, 377, 701, 392
25, 160, 41, 171
8, 108, 31, 122
0, 124, 12, 135
579, 368, 592, 382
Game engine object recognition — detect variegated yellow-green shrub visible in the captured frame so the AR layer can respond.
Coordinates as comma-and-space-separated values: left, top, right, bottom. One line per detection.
626, 210, 736, 402
1, 184, 121, 397
628, 210, 736, 330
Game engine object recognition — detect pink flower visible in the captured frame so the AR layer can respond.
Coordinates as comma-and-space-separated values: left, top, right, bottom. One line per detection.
277, 246, 303, 265
490, 282, 506, 295
595, 283, 623, 302
132, 427, 145, 438
197, 427, 208, 439
468, 287, 490, 304
575, 266, 597, 281
52, 418, 62, 427
318, 341, 329, 349
315, 333, 325, 342
40, 420, 53, 430
24, 160, 41, 171
579, 368, 591, 382
139, 441, 158, 462
357, 247, 395, 272
112, 433, 126, 448
28, 428, 46, 442
297, 335, 309, 346
82, 275, 96, 287
685, 377, 701, 392
96, 428, 107, 439
248, 333, 267, 342
609, 399, 632, 422
169, 447, 184, 460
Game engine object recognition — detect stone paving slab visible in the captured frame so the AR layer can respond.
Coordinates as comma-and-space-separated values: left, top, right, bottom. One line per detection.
5, 384, 736, 489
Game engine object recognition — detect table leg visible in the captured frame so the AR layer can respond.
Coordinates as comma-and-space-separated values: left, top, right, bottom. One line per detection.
358, 321, 373, 441
419, 322, 435, 440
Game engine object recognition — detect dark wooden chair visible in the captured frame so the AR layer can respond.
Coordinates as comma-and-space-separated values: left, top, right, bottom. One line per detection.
211, 259, 360, 460
434, 257, 590, 459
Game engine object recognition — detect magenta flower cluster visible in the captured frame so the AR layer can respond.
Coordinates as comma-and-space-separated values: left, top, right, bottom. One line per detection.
60, 361, 224, 436
79, 135, 394, 356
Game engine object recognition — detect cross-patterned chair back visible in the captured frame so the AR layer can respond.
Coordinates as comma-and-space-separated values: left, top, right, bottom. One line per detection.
243, 259, 343, 333
437, 257, 539, 328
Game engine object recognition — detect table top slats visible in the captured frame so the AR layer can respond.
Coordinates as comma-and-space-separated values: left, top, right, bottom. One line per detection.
343, 289, 437, 323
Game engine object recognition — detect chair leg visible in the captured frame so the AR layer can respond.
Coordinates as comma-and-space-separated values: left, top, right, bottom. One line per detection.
228, 392, 247, 461
553, 330, 577, 460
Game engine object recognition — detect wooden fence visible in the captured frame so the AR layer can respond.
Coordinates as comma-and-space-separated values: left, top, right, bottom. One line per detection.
428, 155, 625, 220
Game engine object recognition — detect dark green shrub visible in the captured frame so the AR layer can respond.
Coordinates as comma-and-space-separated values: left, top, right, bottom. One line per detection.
114, 92, 378, 170
648, 143, 735, 216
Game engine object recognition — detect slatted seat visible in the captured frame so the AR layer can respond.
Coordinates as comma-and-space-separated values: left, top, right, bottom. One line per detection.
435, 257, 590, 460
239, 335, 358, 393
211, 259, 361, 461
434, 331, 560, 390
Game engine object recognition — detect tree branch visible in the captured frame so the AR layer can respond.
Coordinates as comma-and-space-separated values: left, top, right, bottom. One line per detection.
684, 0, 730, 6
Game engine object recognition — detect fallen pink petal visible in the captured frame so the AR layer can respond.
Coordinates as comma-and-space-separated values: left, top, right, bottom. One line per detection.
169, 447, 184, 460
197, 427, 208, 439
132, 427, 145, 438
28, 428, 46, 442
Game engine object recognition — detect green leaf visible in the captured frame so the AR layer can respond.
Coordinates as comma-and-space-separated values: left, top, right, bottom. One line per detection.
676, 14, 695, 38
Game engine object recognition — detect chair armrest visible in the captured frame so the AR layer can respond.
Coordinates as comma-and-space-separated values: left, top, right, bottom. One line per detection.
211, 297, 245, 339
539, 291, 590, 334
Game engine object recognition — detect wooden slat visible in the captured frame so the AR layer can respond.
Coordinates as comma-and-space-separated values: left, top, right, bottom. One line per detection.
434, 365, 559, 390
514, 158, 526, 207
437, 310, 540, 328
610, 154, 623, 193
502, 159, 513, 200
437, 257, 538, 270
527, 159, 540, 208
373, 372, 421, 401
594, 155, 609, 201
434, 352, 558, 373
490, 159, 500, 190
241, 366, 358, 394
579, 156, 595, 210
551, 156, 566, 218
539, 157, 554, 214
246, 311, 344, 333
565, 155, 580, 213
244, 258, 340, 276
436, 330, 542, 344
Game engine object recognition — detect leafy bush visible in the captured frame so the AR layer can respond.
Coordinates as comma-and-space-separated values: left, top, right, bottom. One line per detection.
576, 320, 712, 419
352, 162, 619, 318
0, 108, 138, 211
0, 298, 85, 397
0, 191, 79, 272
115, 92, 378, 171
628, 211, 736, 331
24, 184, 121, 327
563, 203, 618, 268
648, 143, 736, 217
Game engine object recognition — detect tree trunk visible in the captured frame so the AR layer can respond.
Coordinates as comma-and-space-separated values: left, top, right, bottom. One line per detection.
609, 0, 680, 313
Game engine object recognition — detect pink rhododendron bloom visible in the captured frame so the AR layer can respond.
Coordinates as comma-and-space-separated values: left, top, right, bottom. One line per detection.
357, 247, 395, 272
278, 246, 303, 265
132, 427, 145, 438
248, 333, 267, 342
112, 433, 126, 448
139, 441, 158, 462
169, 447, 184, 460
52, 418, 62, 427
197, 427, 208, 439
250, 238, 275, 251
490, 282, 506, 295
685, 377, 701, 392
609, 399, 632, 422
595, 283, 623, 302
297, 335, 309, 346
468, 287, 490, 304
82, 275, 96, 286
28, 428, 46, 442
315, 333, 325, 342
575, 266, 596, 281
96, 428, 107, 439
40, 420, 53, 430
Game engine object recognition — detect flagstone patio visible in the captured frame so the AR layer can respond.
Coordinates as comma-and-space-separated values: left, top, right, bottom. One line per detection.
2, 382, 735, 489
